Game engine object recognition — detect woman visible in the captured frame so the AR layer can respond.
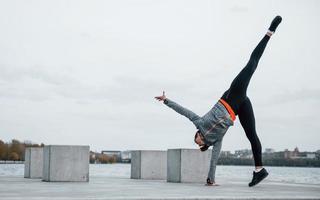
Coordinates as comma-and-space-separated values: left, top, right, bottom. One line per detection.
155, 16, 282, 187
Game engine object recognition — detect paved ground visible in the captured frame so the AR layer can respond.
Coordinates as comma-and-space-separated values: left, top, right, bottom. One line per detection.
1, 175, 320, 200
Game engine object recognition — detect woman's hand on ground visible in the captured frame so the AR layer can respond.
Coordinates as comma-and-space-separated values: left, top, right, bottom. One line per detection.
205, 178, 220, 186
155, 91, 167, 102
205, 182, 220, 186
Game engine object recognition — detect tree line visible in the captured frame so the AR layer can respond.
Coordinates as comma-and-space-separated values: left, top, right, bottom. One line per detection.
89, 152, 118, 164
2, 138, 319, 167
218, 156, 320, 167
0, 139, 44, 161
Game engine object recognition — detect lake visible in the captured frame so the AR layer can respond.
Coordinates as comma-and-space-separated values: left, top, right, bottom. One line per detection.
1, 164, 319, 185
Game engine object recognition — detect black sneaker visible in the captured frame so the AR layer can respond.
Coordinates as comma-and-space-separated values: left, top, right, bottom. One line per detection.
269, 16, 282, 32
248, 168, 269, 187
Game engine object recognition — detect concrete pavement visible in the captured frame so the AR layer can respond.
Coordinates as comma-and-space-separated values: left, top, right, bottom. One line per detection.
1, 175, 319, 199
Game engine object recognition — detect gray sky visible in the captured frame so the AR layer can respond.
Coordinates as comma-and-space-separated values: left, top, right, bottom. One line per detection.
0, 0, 319, 152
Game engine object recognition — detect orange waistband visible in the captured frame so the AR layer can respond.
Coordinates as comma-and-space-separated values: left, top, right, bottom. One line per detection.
219, 99, 236, 121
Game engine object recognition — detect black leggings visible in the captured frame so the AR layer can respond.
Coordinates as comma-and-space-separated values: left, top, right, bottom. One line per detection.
221, 34, 270, 167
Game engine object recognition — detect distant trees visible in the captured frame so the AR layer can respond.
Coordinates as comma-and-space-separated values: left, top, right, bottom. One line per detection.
9, 152, 19, 161
0, 139, 44, 161
1, 139, 118, 164
97, 154, 117, 164
218, 156, 320, 167
89, 151, 117, 164
0, 140, 7, 160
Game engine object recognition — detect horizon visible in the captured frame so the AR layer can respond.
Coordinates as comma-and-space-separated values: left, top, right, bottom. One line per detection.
1, 138, 318, 153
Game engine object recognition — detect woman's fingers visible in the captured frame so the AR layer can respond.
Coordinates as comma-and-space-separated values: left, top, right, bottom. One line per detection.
205, 183, 220, 186
155, 92, 166, 101
155, 96, 163, 101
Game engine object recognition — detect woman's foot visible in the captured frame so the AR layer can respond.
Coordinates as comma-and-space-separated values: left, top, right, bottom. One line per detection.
248, 168, 269, 187
269, 15, 282, 32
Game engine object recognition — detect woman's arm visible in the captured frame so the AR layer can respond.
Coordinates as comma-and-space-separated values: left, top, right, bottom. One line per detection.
155, 91, 200, 122
206, 139, 223, 186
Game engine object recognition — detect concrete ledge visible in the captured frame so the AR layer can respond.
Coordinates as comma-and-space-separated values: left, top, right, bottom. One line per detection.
167, 148, 211, 183
42, 145, 90, 182
131, 150, 167, 180
24, 147, 43, 178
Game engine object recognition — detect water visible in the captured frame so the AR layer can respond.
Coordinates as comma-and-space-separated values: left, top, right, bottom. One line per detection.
215, 165, 320, 185
1, 164, 319, 185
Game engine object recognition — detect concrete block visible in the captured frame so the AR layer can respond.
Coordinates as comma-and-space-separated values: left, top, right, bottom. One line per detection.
167, 149, 211, 183
24, 147, 43, 178
131, 150, 167, 180
42, 145, 89, 182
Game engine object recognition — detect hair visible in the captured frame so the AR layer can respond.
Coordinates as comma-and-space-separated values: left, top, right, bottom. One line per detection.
194, 130, 209, 152
200, 144, 209, 152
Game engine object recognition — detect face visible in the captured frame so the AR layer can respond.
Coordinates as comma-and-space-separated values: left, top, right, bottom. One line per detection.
195, 132, 205, 146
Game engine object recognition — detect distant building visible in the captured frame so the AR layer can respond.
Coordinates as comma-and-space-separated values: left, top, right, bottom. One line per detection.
90, 152, 96, 159
100, 150, 132, 163
101, 150, 121, 156
283, 147, 316, 159
306, 153, 316, 159
284, 147, 300, 159
316, 150, 320, 159
220, 151, 232, 157
299, 152, 316, 159
121, 151, 131, 163
89, 151, 98, 164
265, 148, 275, 154
234, 149, 252, 159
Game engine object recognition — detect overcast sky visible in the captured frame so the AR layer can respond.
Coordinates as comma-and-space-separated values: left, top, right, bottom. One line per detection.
0, 0, 319, 152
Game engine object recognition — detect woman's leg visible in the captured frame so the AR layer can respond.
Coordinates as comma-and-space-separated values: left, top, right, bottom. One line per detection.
222, 34, 270, 114
223, 16, 281, 187
222, 16, 282, 114
239, 97, 269, 187
238, 97, 262, 167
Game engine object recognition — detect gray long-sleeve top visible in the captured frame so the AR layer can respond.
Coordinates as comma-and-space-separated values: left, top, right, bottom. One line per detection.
164, 98, 234, 182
